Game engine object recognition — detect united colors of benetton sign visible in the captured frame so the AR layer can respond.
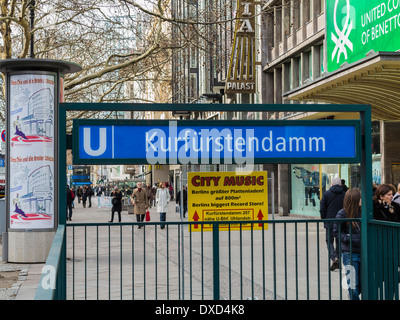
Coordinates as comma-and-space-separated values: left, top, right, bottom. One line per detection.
73, 119, 359, 165
327, 0, 400, 72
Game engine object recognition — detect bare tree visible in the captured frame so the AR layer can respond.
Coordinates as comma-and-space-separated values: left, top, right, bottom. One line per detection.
0, 0, 173, 125
0, 0, 262, 123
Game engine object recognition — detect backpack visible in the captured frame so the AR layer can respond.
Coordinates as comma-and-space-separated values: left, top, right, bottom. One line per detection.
71, 190, 75, 200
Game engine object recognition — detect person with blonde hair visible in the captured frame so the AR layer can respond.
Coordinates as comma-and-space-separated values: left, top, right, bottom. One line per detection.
156, 182, 170, 229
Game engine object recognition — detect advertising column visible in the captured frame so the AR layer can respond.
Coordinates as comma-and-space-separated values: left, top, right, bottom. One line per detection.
0, 59, 81, 263
6, 72, 56, 263
9, 73, 55, 230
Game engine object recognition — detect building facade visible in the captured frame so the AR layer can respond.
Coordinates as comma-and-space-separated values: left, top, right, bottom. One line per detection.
261, 0, 400, 216
169, 0, 400, 217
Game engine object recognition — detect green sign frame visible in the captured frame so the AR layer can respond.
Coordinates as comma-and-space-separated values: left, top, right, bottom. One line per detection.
59, 102, 373, 298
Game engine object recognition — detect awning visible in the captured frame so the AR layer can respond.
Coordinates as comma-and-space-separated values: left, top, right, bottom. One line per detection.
284, 52, 400, 121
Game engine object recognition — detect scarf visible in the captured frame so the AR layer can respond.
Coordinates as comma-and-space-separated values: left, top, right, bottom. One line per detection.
378, 200, 395, 213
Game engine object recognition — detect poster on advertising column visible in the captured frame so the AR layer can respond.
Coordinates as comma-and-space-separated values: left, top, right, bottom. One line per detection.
9, 73, 55, 229
188, 171, 268, 232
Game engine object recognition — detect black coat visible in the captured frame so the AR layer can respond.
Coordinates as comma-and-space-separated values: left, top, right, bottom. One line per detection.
320, 184, 346, 228
333, 208, 361, 254
176, 189, 187, 206
111, 191, 123, 212
373, 200, 400, 222
67, 188, 73, 206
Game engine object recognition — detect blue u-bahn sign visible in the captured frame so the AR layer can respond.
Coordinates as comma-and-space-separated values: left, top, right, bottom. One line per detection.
73, 119, 360, 165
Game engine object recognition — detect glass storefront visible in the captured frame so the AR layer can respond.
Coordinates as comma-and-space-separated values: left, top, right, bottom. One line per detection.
290, 163, 358, 217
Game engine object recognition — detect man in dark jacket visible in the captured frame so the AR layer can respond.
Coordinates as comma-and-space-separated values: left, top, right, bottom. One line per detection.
67, 185, 74, 221
320, 177, 346, 271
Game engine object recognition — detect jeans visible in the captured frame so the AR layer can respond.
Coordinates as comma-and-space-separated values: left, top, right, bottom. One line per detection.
325, 226, 339, 261
342, 252, 361, 300
160, 212, 166, 229
67, 204, 72, 219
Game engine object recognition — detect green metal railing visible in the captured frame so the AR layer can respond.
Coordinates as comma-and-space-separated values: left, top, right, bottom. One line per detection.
370, 220, 400, 300
36, 218, 370, 300
34, 224, 66, 300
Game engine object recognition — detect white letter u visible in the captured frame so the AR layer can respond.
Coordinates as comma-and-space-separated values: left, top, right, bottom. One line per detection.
83, 127, 107, 156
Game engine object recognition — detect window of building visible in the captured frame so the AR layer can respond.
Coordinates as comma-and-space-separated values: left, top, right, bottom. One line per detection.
293, 0, 301, 29
290, 163, 360, 217
302, 51, 312, 82
276, 6, 283, 43
304, 0, 311, 23
319, 44, 325, 75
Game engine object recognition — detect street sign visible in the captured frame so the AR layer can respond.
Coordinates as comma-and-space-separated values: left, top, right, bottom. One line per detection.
188, 171, 268, 232
73, 119, 360, 165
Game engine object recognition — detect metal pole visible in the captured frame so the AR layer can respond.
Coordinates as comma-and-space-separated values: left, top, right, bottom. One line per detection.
1, 232, 7, 262
271, 171, 275, 220
179, 168, 184, 299
212, 223, 220, 300
29, 0, 35, 59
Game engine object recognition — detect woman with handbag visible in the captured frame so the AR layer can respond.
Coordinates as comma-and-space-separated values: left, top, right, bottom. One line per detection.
156, 182, 170, 229
109, 187, 122, 222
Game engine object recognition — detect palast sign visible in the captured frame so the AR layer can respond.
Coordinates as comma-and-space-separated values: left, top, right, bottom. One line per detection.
225, 0, 256, 94
73, 119, 360, 165
327, 0, 400, 72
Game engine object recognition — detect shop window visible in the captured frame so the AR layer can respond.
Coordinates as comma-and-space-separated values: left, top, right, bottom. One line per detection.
291, 164, 338, 217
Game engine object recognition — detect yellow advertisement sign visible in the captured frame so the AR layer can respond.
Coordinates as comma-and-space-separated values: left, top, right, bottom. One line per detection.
188, 171, 268, 232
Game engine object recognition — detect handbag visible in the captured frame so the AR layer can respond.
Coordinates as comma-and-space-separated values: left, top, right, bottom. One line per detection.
112, 198, 118, 205
145, 210, 151, 221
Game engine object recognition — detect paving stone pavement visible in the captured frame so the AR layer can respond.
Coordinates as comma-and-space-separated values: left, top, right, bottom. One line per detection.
0, 258, 33, 300
0, 195, 345, 300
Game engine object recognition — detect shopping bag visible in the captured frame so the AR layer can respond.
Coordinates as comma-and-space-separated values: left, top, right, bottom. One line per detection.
145, 210, 151, 222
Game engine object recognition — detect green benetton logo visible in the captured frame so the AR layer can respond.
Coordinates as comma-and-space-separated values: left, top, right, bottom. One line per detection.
331, 0, 354, 63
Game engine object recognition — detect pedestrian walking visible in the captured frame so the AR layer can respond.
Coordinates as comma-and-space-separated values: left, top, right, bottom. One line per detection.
176, 186, 188, 218
333, 188, 362, 300
66, 185, 74, 221
373, 184, 400, 222
77, 186, 82, 204
152, 185, 157, 207
319, 177, 346, 271
341, 179, 349, 193
81, 186, 88, 208
156, 182, 170, 229
109, 187, 122, 222
131, 182, 148, 229
71, 187, 75, 209
87, 185, 93, 207
146, 185, 153, 208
